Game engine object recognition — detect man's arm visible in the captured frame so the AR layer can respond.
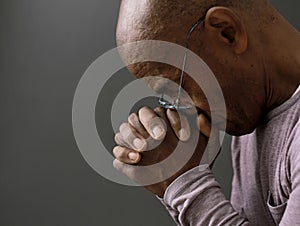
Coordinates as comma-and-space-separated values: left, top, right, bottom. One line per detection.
112, 107, 249, 225
159, 165, 249, 225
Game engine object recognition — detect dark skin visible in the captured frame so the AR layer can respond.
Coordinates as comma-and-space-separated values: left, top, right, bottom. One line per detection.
113, 0, 300, 197
113, 107, 217, 197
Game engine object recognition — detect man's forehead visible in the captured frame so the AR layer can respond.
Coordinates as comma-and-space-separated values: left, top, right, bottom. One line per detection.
117, 0, 203, 43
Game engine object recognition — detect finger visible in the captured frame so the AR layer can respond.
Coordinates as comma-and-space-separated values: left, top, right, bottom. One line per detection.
115, 132, 145, 151
114, 132, 127, 146
113, 159, 155, 185
113, 159, 135, 179
204, 128, 221, 166
113, 159, 142, 183
113, 159, 129, 174
138, 106, 166, 140
128, 112, 149, 138
113, 146, 141, 164
166, 109, 190, 141
153, 106, 168, 122
196, 114, 211, 138
119, 123, 147, 151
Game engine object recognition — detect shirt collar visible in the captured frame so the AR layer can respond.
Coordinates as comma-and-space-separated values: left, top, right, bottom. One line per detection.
292, 85, 300, 98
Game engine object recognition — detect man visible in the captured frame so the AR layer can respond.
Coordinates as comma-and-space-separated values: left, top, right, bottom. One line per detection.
113, 0, 300, 225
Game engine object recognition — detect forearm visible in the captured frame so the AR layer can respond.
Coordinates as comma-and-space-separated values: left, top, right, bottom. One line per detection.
159, 165, 250, 226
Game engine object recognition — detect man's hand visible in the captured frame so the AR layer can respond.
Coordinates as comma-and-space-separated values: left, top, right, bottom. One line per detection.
113, 106, 219, 197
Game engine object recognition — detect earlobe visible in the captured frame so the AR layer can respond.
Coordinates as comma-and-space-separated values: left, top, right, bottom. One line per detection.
205, 7, 248, 54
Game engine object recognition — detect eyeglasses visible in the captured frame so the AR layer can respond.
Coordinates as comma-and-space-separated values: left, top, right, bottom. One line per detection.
158, 15, 206, 110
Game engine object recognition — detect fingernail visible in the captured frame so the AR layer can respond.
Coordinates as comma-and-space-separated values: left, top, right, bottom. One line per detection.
179, 129, 189, 141
133, 138, 145, 150
152, 126, 164, 139
128, 152, 139, 161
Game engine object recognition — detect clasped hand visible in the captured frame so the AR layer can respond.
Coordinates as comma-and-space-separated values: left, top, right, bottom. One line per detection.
113, 106, 219, 198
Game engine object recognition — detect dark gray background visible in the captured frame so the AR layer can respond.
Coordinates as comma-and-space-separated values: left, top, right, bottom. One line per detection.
0, 1, 299, 225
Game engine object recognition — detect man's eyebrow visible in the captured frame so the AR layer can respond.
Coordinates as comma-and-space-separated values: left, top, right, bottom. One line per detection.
145, 77, 179, 95
142, 76, 165, 92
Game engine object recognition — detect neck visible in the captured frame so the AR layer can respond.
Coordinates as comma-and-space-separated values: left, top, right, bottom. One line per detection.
261, 12, 300, 111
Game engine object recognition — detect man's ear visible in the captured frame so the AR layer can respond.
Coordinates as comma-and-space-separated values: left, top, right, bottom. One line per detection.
205, 7, 248, 54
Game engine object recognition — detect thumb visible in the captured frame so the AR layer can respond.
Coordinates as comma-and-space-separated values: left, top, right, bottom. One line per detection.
196, 113, 211, 138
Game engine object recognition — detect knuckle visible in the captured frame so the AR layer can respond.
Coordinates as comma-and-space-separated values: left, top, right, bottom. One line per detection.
128, 112, 138, 123
138, 106, 152, 115
114, 133, 121, 144
119, 122, 129, 131
138, 107, 146, 116
154, 106, 164, 114
119, 123, 135, 142
123, 130, 135, 143
113, 160, 127, 173
113, 146, 121, 158
112, 159, 120, 170
113, 146, 126, 160
154, 108, 167, 120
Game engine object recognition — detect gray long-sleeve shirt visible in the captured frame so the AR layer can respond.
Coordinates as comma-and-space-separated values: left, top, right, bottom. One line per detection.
160, 91, 300, 225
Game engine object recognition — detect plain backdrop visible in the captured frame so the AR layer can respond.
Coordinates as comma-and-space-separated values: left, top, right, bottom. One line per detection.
0, 1, 299, 225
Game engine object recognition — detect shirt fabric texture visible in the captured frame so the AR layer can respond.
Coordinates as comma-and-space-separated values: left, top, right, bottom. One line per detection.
159, 90, 300, 226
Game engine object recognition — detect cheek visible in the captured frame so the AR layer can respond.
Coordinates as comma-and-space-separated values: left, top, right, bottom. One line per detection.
161, 66, 182, 84
184, 78, 210, 112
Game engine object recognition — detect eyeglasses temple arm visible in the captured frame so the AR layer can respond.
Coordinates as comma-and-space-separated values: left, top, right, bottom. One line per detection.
175, 16, 206, 108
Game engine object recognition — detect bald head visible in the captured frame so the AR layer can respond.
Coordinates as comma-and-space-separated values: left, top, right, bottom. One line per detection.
116, 0, 300, 135
116, 0, 272, 46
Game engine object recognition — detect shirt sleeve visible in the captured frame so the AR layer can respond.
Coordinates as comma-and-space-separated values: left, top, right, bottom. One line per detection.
159, 165, 250, 226
279, 134, 300, 225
